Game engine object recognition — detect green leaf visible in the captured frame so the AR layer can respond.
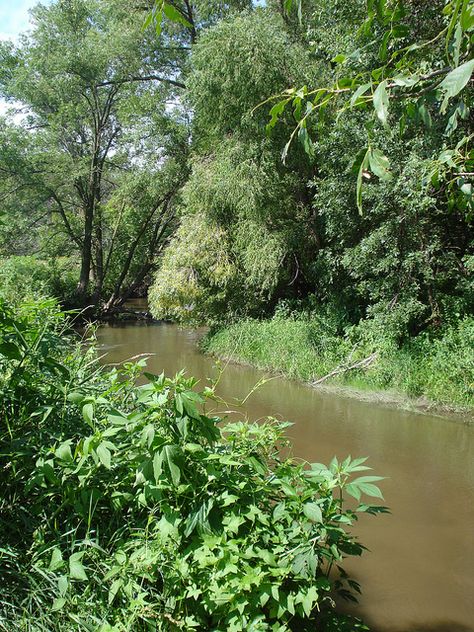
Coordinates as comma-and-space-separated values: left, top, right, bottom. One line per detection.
267, 99, 288, 132
51, 598, 66, 612
246, 455, 267, 476
184, 500, 213, 537
303, 502, 323, 523
356, 147, 370, 214
373, 80, 389, 125
154, 9, 163, 36
301, 586, 318, 617
49, 547, 64, 572
143, 11, 154, 30
392, 74, 419, 87
55, 441, 73, 463
358, 482, 384, 499
69, 553, 87, 581
368, 147, 392, 180
352, 475, 385, 484
461, 1, 474, 30
175, 393, 184, 415
57, 575, 68, 597
350, 83, 371, 107
96, 443, 112, 469
67, 392, 84, 404
163, 3, 192, 28
346, 482, 362, 501
82, 403, 94, 427
154, 444, 182, 486
281, 481, 298, 498
298, 125, 314, 157
281, 139, 292, 164
439, 59, 474, 113
181, 392, 201, 419
108, 578, 123, 605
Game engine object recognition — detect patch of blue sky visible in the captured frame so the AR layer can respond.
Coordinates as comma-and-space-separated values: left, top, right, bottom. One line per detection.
0, 0, 51, 41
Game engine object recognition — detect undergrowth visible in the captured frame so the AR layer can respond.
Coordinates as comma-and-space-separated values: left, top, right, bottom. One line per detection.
0, 298, 385, 631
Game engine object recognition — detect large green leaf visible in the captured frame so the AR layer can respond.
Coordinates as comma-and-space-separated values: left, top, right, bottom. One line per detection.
303, 502, 323, 523
69, 553, 87, 581
154, 444, 182, 486
439, 59, 474, 112
96, 443, 112, 469
368, 148, 392, 180
163, 3, 192, 28
373, 80, 389, 125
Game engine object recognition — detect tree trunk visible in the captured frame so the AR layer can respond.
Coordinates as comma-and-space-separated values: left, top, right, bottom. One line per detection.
77, 202, 94, 299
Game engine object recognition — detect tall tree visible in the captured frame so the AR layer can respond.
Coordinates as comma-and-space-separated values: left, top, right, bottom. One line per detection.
0, 0, 188, 307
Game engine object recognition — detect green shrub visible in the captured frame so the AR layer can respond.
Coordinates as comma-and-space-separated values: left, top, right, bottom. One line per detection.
0, 256, 79, 305
0, 299, 384, 631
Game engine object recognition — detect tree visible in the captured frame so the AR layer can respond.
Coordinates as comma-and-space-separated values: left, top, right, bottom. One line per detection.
267, 0, 473, 215
0, 0, 188, 308
149, 0, 473, 333
149, 8, 319, 323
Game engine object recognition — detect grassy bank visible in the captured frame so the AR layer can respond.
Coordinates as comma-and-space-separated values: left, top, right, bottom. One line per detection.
203, 316, 474, 414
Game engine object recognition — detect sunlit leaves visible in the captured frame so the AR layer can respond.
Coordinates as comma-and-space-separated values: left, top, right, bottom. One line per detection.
1, 300, 385, 630
350, 82, 371, 107
303, 502, 323, 523
153, 444, 182, 486
146, 1, 192, 36
69, 552, 88, 581
263, 0, 472, 220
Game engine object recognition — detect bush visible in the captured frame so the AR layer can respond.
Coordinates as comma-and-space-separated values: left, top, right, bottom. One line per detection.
0, 256, 79, 305
0, 299, 384, 631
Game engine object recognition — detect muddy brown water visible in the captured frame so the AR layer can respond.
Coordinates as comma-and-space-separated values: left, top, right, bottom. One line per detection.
96, 319, 474, 632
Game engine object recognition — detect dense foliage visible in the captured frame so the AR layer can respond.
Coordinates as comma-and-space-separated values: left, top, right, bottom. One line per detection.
150, 0, 473, 329
147, 0, 473, 405
0, 0, 190, 309
0, 299, 384, 630
1, 0, 472, 372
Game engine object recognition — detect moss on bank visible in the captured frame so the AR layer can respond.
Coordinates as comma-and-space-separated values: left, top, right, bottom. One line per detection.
202, 316, 474, 415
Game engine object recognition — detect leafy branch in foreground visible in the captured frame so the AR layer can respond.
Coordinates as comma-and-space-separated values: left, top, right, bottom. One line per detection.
0, 298, 387, 631
144, 1, 192, 36
263, 0, 473, 213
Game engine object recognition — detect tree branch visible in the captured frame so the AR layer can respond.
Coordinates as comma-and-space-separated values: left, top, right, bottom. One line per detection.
96, 74, 185, 89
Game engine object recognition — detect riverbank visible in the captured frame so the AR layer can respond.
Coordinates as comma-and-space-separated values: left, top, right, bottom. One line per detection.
202, 317, 474, 420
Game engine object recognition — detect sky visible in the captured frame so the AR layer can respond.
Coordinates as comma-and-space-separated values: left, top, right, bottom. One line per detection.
0, 0, 50, 116
0, 0, 43, 41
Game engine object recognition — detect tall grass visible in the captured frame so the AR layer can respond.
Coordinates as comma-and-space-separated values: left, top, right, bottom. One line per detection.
203, 316, 474, 410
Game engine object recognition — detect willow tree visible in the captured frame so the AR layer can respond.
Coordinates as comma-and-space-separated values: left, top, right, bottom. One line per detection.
149, 0, 473, 334
149, 8, 318, 323
0, 0, 189, 307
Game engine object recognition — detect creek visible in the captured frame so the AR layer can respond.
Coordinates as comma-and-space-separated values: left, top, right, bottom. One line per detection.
97, 318, 474, 632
